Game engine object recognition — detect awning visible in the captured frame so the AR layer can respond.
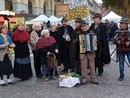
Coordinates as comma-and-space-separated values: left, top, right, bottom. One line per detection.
7, 16, 16, 24
0, 16, 4, 24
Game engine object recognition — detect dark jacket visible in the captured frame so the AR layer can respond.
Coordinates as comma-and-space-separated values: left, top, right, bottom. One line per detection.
57, 25, 74, 70
89, 22, 111, 64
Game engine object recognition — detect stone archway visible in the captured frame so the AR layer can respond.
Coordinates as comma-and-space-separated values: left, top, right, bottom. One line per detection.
44, 1, 48, 15
5, 0, 13, 11
44, 0, 51, 16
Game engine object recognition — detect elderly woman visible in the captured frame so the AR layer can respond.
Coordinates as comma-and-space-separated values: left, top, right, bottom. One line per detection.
37, 29, 58, 81
11, 23, 32, 81
0, 25, 15, 86
29, 23, 42, 78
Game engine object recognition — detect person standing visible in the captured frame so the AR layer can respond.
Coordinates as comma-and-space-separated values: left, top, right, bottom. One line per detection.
58, 18, 74, 72
115, 17, 130, 81
36, 29, 59, 81
79, 22, 98, 85
73, 18, 82, 73
11, 23, 32, 81
50, 25, 60, 66
89, 13, 110, 76
0, 25, 15, 86
29, 23, 42, 78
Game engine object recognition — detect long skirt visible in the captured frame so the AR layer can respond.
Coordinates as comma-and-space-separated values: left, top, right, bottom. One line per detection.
0, 54, 13, 76
14, 58, 32, 80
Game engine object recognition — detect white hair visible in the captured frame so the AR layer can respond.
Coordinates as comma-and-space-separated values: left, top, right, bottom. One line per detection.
32, 23, 41, 30
41, 29, 49, 36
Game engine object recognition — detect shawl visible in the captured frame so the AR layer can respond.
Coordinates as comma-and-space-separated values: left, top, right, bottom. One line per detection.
11, 29, 30, 43
37, 36, 56, 50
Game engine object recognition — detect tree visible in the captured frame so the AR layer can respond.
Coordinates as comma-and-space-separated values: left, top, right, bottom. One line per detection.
102, 0, 130, 19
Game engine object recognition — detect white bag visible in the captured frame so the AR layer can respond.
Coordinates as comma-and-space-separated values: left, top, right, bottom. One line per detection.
59, 76, 80, 88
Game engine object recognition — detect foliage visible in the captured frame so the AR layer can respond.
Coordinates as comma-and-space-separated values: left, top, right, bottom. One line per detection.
102, 0, 130, 19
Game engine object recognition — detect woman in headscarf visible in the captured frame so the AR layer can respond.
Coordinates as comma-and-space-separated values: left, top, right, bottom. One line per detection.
37, 29, 59, 81
11, 23, 32, 81
0, 25, 15, 86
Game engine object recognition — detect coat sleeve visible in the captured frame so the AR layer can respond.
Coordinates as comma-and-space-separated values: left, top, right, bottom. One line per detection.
29, 32, 37, 48
101, 24, 111, 63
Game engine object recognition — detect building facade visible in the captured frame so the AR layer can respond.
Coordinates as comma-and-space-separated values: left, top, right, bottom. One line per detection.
1, 0, 63, 16
88, 0, 101, 18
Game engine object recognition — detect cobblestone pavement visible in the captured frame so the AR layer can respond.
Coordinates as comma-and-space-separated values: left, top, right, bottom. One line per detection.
1, 44, 130, 98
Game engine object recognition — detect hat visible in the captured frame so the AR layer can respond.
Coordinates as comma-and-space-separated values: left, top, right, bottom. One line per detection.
80, 21, 89, 27
61, 18, 68, 22
93, 13, 102, 20
75, 18, 82, 23
119, 17, 129, 24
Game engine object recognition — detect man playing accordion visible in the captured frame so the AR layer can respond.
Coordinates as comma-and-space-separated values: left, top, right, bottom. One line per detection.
115, 17, 130, 81
79, 22, 99, 85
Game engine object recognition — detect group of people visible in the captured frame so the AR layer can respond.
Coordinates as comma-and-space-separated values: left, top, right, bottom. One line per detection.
0, 12, 129, 87
0, 23, 33, 86
105, 19, 118, 44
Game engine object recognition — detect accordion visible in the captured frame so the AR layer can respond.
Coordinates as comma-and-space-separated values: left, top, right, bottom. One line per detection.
79, 33, 97, 53
116, 30, 130, 51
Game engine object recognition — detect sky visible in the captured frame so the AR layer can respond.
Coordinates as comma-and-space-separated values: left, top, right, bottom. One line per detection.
95, 0, 103, 3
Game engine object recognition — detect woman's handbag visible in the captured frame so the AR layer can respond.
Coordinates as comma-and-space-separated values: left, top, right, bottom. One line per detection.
47, 53, 58, 69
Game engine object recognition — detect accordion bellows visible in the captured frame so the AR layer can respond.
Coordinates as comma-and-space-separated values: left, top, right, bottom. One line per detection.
79, 33, 97, 53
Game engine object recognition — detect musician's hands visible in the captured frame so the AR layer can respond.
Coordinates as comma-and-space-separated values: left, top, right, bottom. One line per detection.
55, 49, 59, 53
117, 40, 121, 44
125, 41, 130, 47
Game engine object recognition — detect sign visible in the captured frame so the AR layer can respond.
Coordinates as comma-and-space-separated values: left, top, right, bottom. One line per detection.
56, 4, 69, 16
14, 17, 25, 24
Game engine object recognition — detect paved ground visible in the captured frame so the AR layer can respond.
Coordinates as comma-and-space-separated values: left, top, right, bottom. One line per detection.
1, 44, 130, 98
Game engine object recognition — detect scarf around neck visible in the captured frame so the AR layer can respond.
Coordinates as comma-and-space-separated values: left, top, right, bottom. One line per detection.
11, 29, 30, 43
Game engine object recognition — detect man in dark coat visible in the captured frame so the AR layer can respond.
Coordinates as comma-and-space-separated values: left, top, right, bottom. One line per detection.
58, 18, 74, 72
89, 13, 111, 76
73, 18, 82, 73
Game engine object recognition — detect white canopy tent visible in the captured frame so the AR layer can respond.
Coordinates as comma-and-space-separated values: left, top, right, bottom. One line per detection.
49, 15, 60, 22
49, 15, 61, 25
25, 15, 49, 24
102, 11, 122, 22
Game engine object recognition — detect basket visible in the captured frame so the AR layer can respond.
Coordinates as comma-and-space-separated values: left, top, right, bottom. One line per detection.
47, 53, 58, 69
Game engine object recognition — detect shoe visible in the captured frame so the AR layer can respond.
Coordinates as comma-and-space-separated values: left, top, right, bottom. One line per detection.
98, 72, 103, 76
0, 80, 6, 86
81, 82, 87, 85
118, 77, 124, 81
91, 81, 99, 85
50, 76, 57, 80
81, 79, 87, 85
44, 77, 49, 82
37, 75, 43, 78
7, 79, 15, 85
